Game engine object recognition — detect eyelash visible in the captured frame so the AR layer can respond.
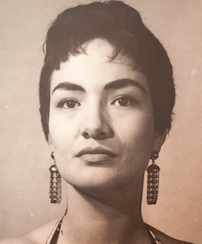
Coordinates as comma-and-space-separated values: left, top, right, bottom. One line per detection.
57, 99, 80, 109
57, 96, 137, 109
111, 96, 137, 107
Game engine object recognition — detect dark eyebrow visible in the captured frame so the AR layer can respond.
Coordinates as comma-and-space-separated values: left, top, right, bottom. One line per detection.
52, 82, 85, 94
104, 79, 148, 94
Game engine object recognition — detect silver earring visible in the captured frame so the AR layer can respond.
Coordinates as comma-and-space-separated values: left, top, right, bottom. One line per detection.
147, 151, 160, 205
49, 152, 61, 204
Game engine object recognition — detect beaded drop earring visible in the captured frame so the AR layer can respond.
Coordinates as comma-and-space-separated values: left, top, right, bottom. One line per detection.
147, 151, 160, 205
49, 152, 61, 203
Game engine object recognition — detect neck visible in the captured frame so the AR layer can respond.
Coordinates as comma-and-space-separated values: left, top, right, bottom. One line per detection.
59, 182, 151, 244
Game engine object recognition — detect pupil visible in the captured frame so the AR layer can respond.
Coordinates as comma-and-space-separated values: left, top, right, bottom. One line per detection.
119, 98, 128, 106
67, 100, 75, 108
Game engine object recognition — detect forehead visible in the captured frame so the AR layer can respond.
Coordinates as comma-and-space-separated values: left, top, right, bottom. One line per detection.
50, 39, 148, 91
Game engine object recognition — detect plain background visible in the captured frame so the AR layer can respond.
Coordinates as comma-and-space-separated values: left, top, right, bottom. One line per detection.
0, 0, 202, 243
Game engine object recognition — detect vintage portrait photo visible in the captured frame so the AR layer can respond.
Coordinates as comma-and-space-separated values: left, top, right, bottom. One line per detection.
0, 0, 201, 243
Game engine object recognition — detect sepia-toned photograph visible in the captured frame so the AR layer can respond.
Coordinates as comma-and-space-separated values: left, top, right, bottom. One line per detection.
0, 0, 201, 243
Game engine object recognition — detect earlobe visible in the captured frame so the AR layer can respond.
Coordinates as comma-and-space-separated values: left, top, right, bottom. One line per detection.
152, 132, 166, 153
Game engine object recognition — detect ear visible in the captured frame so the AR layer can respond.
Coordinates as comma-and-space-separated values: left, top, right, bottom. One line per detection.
152, 132, 166, 154
48, 134, 54, 150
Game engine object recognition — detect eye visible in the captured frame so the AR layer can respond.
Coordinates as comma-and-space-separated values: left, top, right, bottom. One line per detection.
112, 96, 136, 107
58, 99, 80, 109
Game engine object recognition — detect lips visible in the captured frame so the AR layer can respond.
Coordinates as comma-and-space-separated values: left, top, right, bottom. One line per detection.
76, 147, 117, 163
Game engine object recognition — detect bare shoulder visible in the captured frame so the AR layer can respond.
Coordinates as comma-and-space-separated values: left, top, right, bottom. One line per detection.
148, 225, 194, 244
0, 219, 59, 244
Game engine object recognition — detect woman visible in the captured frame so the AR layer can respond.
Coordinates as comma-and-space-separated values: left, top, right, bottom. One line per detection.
2, 1, 193, 243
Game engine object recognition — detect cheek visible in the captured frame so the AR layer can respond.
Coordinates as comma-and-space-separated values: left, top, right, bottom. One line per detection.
48, 111, 78, 151
114, 109, 154, 167
116, 108, 154, 144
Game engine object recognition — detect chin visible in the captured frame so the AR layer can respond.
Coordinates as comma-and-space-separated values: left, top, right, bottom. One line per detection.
67, 174, 119, 192
65, 170, 141, 196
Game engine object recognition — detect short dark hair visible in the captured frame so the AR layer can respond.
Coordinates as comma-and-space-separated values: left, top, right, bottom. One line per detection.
39, 1, 175, 140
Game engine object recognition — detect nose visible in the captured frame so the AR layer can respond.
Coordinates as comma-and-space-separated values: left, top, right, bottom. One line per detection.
80, 106, 114, 140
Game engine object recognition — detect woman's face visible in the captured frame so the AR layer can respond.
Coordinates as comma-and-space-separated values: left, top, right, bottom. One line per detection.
49, 39, 164, 192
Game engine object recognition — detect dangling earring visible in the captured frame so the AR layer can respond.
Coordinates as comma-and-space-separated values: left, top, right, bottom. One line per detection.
49, 152, 61, 204
147, 151, 160, 205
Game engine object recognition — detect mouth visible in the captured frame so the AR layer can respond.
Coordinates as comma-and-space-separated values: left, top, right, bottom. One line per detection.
76, 147, 117, 163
